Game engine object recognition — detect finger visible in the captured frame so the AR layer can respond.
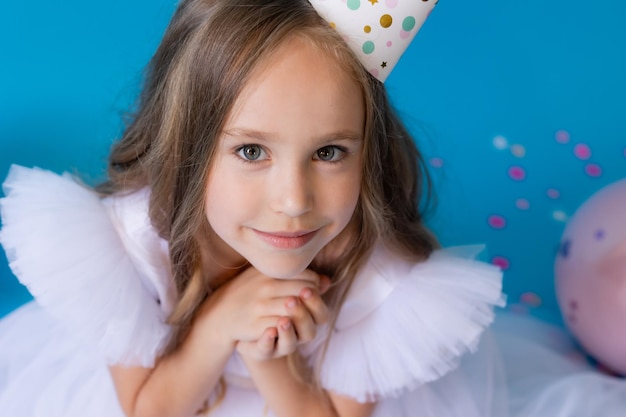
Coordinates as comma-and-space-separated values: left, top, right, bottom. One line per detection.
236, 327, 277, 361
257, 326, 278, 357
285, 297, 317, 342
299, 287, 331, 326
263, 279, 321, 299
237, 316, 282, 342
275, 317, 298, 357
290, 269, 322, 285
319, 275, 332, 294
250, 298, 312, 321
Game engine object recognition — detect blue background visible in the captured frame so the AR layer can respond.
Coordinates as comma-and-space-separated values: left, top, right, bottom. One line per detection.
1, 0, 625, 321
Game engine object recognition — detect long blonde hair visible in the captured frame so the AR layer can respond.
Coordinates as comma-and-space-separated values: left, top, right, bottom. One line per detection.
97, 0, 437, 401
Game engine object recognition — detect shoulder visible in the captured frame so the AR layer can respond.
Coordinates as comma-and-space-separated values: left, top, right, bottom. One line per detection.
103, 189, 176, 313
312, 243, 505, 403
0, 165, 172, 366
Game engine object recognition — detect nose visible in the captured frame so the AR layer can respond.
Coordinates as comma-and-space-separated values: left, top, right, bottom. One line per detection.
270, 163, 313, 217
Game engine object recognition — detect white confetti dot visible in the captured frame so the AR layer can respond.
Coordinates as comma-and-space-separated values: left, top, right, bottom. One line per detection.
493, 135, 508, 150
553, 210, 568, 222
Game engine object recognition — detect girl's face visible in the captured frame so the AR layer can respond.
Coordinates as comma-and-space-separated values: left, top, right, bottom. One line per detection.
204, 36, 365, 279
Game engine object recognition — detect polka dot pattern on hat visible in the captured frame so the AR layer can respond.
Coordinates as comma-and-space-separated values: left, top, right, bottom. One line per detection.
308, 0, 438, 82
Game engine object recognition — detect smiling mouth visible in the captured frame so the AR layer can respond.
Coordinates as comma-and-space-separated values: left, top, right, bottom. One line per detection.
253, 229, 318, 249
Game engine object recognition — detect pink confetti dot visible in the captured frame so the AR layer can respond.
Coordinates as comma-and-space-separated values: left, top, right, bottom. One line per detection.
555, 130, 570, 144
574, 143, 591, 160
492, 256, 511, 270
585, 163, 602, 177
515, 198, 530, 210
429, 157, 444, 168
385, 0, 399, 8
520, 292, 542, 307
510, 144, 526, 158
369, 68, 379, 79
399, 30, 410, 39
546, 188, 560, 199
488, 215, 507, 229
508, 303, 529, 315
508, 166, 526, 181
386, 41, 393, 47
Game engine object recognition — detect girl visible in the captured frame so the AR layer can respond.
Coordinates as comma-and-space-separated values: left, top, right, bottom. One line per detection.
0, 0, 512, 416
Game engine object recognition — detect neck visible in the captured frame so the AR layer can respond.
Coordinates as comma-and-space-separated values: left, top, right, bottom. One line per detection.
197, 229, 249, 290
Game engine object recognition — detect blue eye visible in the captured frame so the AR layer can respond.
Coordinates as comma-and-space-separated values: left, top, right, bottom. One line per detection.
315, 146, 345, 162
237, 145, 265, 161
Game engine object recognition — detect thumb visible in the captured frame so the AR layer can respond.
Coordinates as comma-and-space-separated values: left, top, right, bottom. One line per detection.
319, 275, 332, 294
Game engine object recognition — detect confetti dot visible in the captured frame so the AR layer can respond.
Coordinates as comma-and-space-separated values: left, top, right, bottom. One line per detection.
521, 292, 542, 307
511, 144, 526, 158
385, 0, 399, 7
585, 163, 602, 177
488, 215, 507, 229
429, 157, 444, 168
595, 229, 605, 240
347, 0, 361, 11
329, 22, 336, 29
386, 40, 393, 47
402, 16, 416, 31
369, 68, 380, 78
508, 166, 526, 181
516, 198, 530, 210
546, 188, 560, 199
569, 300, 578, 311
574, 143, 591, 160
363, 25, 371, 33
553, 211, 568, 222
492, 256, 511, 270
380, 14, 393, 28
493, 135, 508, 150
509, 303, 529, 315
362, 41, 375, 54
399, 30, 411, 39
555, 130, 570, 144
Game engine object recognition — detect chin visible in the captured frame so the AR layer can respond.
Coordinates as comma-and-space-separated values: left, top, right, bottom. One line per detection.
249, 254, 316, 280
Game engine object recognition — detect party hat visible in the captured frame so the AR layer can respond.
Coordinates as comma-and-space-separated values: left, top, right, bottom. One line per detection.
309, 0, 438, 82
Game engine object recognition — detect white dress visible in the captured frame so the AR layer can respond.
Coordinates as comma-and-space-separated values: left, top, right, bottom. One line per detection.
0, 165, 624, 417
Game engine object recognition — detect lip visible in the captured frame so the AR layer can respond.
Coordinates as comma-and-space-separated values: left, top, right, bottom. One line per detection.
253, 229, 319, 249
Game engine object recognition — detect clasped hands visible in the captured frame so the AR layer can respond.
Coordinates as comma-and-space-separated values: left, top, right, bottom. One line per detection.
204, 267, 331, 361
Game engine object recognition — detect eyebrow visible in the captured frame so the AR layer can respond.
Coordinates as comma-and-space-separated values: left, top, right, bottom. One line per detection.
221, 128, 363, 144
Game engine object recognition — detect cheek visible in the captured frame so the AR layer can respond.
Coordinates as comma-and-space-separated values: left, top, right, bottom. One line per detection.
204, 170, 237, 225
205, 160, 244, 206
325, 172, 361, 223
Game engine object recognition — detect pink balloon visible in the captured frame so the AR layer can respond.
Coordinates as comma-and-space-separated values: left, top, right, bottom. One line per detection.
554, 178, 626, 374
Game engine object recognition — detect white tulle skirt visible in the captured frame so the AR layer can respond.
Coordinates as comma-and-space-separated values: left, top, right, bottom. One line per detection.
1, 301, 624, 417
1, 165, 625, 416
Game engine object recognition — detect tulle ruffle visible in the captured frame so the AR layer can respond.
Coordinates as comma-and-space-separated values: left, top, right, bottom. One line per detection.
0, 303, 126, 417
0, 165, 171, 367
311, 245, 505, 403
